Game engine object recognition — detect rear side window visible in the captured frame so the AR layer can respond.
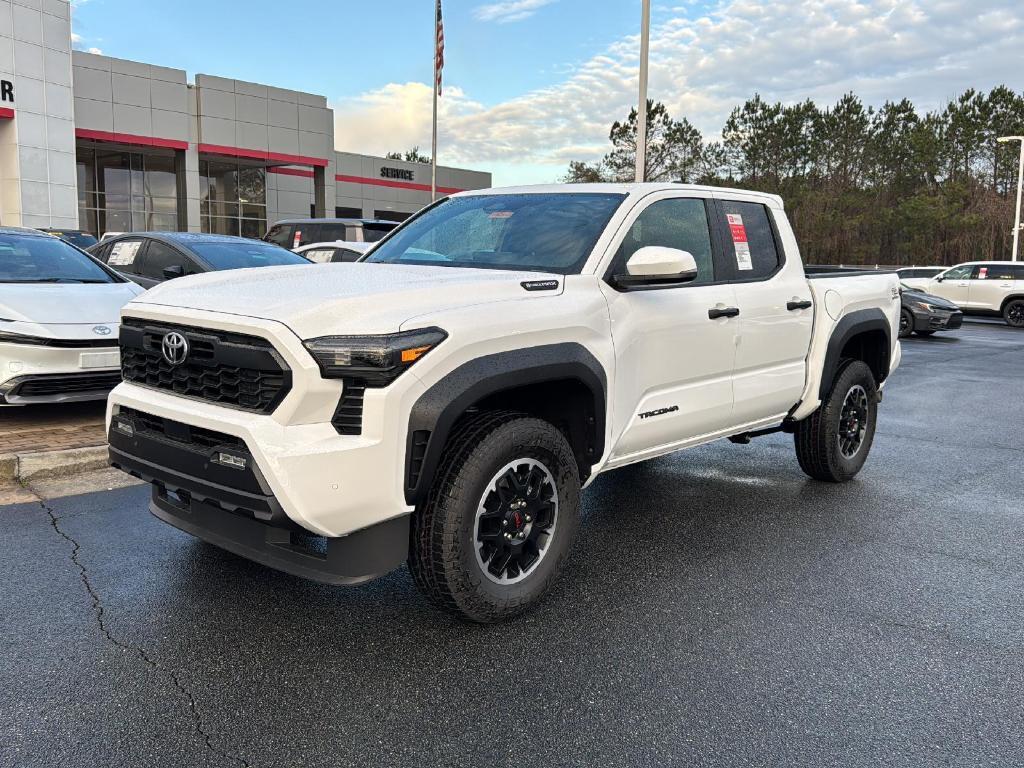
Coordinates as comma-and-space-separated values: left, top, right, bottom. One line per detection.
978, 264, 1023, 280
106, 239, 145, 275
318, 223, 348, 242
264, 224, 295, 249
361, 223, 397, 242
718, 201, 781, 280
606, 197, 715, 285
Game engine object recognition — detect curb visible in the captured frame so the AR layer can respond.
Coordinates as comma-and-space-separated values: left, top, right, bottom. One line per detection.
0, 445, 109, 484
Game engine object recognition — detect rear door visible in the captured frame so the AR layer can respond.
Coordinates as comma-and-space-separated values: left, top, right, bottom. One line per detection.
968, 263, 1017, 311
602, 191, 739, 464
138, 240, 201, 283
713, 196, 814, 424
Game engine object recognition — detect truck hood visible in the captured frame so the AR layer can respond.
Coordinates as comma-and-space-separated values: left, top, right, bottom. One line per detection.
129, 263, 563, 338
0, 282, 142, 324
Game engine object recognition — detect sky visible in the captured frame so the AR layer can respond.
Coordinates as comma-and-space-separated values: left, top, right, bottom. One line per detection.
71, 0, 1024, 186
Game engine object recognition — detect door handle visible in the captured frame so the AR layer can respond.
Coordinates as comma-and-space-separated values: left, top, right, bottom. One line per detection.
708, 306, 740, 319
787, 300, 813, 311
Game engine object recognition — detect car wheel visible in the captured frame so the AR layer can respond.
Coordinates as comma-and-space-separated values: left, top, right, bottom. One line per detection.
794, 360, 879, 483
1004, 299, 1024, 328
409, 411, 581, 623
898, 309, 914, 338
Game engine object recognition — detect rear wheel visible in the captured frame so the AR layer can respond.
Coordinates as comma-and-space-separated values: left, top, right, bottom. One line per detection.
1004, 299, 1024, 328
898, 309, 914, 338
409, 412, 581, 623
794, 360, 879, 483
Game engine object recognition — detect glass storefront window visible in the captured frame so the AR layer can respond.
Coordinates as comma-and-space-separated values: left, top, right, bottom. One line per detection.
75, 147, 180, 237
200, 160, 266, 239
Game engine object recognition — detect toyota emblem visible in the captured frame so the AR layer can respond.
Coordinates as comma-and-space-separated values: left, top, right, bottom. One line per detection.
161, 331, 189, 366
92, 325, 112, 336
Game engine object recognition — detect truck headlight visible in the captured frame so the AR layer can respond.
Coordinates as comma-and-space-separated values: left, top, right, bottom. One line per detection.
303, 327, 447, 386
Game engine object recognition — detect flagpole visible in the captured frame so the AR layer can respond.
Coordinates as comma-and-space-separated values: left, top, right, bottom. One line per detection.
431, 1, 439, 202
635, 0, 651, 183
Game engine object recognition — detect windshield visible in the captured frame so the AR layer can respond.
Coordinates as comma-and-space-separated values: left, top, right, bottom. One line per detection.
366, 193, 626, 274
47, 231, 99, 249
0, 232, 115, 283
189, 240, 311, 271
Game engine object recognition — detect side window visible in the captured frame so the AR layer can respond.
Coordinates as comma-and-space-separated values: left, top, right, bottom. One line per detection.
105, 239, 145, 275
334, 247, 363, 263
141, 241, 195, 280
302, 248, 335, 264
942, 265, 974, 281
718, 201, 781, 280
296, 225, 319, 247
606, 197, 715, 286
981, 264, 1018, 281
264, 225, 293, 249
319, 223, 348, 242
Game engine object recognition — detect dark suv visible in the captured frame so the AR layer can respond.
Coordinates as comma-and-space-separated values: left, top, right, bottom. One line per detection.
263, 218, 397, 250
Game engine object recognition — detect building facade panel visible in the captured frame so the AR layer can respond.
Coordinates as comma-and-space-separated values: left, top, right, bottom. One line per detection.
0, 17, 491, 233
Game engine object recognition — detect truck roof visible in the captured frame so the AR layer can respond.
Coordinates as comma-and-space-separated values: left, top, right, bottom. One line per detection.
454, 182, 784, 208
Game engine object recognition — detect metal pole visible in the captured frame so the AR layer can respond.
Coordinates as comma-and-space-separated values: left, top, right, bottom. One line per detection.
431, 45, 438, 202
634, 0, 650, 183
1012, 140, 1024, 262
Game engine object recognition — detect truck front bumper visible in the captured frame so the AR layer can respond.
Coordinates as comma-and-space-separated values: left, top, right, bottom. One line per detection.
107, 401, 411, 585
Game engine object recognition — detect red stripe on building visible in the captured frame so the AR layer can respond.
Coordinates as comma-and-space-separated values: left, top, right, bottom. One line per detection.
75, 128, 188, 150
335, 173, 464, 195
0, 108, 14, 120
198, 143, 328, 168
268, 166, 315, 179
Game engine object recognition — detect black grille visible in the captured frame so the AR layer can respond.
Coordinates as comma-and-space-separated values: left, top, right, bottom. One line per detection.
332, 378, 366, 435
119, 406, 246, 452
13, 371, 122, 397
120, 319, 291, 413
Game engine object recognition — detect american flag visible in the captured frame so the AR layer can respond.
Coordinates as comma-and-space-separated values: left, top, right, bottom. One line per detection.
435, 0, 445, 96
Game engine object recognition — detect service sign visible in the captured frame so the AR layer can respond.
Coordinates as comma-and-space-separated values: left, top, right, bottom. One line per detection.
380, 166, 415, 182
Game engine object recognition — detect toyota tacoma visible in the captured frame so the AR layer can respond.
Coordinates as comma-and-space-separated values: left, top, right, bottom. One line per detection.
107, 184, 901, 622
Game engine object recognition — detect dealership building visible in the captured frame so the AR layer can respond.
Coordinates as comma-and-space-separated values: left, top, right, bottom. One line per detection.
0, 0, 490, 237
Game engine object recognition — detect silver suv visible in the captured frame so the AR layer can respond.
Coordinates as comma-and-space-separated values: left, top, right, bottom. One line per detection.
926, 261, 1024, 327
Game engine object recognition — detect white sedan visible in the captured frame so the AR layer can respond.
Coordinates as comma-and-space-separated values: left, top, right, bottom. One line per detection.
293, 240, 372, 263
0, 227, 142, 405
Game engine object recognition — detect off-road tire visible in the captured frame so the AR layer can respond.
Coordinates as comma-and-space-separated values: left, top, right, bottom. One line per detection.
409, 411, 581, 623
898, 309, 914, 339
794, 360, 878, 483
1004, 299, 1024, 328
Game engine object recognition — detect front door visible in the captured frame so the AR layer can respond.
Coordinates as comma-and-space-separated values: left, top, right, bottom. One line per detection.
602, 194, 739, 465
928, 264, 974, 307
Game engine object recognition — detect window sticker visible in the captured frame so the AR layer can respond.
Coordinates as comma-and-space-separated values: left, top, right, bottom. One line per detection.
727, 213, 753, 271
978, 266, 988, 279
292, 230, 302, 249
107, 240, 141, 266
305, 249, 334, 263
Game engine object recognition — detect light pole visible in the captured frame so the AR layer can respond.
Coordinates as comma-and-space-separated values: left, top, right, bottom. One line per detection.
998, 135, 1024, 261
634, 0, 651, 183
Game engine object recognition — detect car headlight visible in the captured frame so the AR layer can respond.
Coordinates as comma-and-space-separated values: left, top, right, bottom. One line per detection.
910, 301, 941, 312
303, 327, 447, 386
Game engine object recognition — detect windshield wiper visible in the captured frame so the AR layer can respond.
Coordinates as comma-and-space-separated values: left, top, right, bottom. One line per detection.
0, 277, 109, 284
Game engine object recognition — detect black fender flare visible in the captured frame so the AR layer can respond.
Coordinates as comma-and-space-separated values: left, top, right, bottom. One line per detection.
819, 308, 892, 400
1000, 294, 1024, 313
404, 343, 607, 506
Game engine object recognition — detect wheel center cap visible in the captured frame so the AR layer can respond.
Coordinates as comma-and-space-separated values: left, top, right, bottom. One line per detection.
511, 510, 524, 530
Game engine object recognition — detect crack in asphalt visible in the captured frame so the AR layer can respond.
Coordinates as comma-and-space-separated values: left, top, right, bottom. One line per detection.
22, 482, 253, 768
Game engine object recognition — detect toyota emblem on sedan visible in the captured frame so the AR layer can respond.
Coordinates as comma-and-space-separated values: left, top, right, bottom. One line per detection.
161, 331, 189, 366
92, 325, 112, 336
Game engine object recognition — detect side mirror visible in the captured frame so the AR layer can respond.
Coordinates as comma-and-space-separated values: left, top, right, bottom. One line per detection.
614, 246, 699, 290
934, 275, 944, 282
162, 264, 185, 280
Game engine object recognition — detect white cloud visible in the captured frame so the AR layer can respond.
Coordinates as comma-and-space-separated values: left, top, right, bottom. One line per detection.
334, 0, 1024, 185
86, 47, 103, 55
473, 0, 556, 24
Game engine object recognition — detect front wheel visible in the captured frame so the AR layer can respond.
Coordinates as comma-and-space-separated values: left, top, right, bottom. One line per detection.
1004, 299, 1024, 328
898, 309, 914, 338
409, 412, 581, 623
794, 360, 879, 482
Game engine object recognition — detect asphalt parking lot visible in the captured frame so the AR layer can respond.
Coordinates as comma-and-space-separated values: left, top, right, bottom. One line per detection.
2, 320, 1023, 768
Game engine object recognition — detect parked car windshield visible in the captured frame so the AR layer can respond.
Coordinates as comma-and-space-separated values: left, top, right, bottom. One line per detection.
188, 240, 311, 271
366, 193, 626, 274
44, 230, 99, 249
0, 232, 115, 283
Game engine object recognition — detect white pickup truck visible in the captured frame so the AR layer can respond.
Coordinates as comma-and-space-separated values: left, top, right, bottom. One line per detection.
107, 183, 901, 622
